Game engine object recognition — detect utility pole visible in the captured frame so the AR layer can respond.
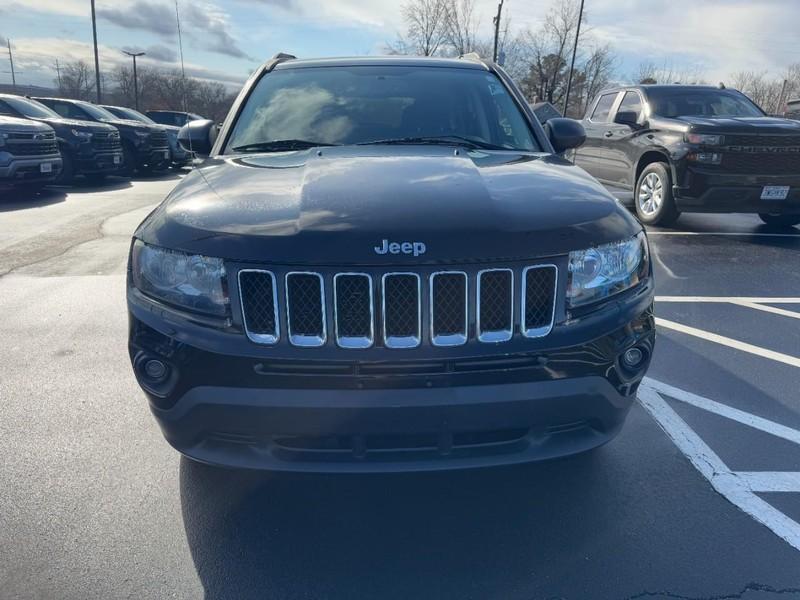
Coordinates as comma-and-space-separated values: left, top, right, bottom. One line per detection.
55, 59, 62, 90
122, 50, 145, 110
492, 0, 504, 63
562, 0, 585, 117
90, 0, 102, 103
776, 78, 789, 115
7, 39, 16, 92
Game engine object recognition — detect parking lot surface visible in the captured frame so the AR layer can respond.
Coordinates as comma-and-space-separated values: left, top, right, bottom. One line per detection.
1, 178, 799, 599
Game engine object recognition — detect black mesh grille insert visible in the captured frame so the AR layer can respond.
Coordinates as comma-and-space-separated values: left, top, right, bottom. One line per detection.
335, 275, 372, 339
432, 273, 467, 336
239, 271, 277, 337
383, 274, 419, 340
479, 270, 512, 333
524, 266, 556, 333
287, 273, 324, 337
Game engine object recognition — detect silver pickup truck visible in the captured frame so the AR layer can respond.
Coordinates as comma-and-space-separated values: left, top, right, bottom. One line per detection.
0, 116, 63, 193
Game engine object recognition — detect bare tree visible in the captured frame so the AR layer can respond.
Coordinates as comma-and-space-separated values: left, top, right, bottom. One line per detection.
396, 0, 449, 56
444, 0, 479, 55
635, 60, 706, 85
55, 60, 96, 101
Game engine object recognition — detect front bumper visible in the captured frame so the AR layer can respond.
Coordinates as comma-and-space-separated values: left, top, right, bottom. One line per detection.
136, 146, 171, 169
128, 280, 655, 472
674, 163, 800, 214
75, 150, 124, 175
0, 155, 63, 186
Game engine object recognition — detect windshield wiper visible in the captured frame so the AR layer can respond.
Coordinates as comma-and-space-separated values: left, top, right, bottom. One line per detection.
357, 135, 511, 151
231, 139, 339, 152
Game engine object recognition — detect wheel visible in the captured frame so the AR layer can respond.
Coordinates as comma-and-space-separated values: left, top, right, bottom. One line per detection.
634, 162, 680, 226
758, 213, 800, 228
55, 148, 74, 185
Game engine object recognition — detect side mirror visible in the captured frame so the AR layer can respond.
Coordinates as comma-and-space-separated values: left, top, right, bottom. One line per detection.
614, 111, 641, 127
177, 119, 217, 156
545, 118, 586, 154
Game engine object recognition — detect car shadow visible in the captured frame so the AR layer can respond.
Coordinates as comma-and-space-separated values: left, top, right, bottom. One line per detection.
179, 451, 616, 600
0, 186, 67, 212
65, 176, 134, 192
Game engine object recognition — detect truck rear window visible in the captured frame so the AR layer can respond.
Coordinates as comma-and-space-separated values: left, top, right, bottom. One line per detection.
648, 89, 764, 119
225, 65, 539, 152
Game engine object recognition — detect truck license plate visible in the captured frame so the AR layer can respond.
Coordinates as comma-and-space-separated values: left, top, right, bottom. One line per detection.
40, 163, 52, 173
113, 155, 121, 165
761, 186, 790, 200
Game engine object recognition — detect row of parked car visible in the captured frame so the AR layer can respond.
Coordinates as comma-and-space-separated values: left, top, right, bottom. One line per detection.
0, 94, 204, 193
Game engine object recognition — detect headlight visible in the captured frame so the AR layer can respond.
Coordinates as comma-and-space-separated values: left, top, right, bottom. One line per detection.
685, 133, 723, 145
567, 232, 649, 308
71, 129, 93, 140
131, 240, 229, 316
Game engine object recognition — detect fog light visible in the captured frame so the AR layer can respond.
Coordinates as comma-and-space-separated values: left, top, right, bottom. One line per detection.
622, 347, 644, 368
143, 359, 168, 380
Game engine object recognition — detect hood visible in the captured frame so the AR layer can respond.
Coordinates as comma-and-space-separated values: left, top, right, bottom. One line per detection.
101, 118, 162, 133
136, 146, 640, 265
679, 115, 800, 134
31, 116, 117, 133
0, 115, 54, 133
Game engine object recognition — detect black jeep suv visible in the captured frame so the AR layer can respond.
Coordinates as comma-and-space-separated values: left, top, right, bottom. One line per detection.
127, 54, 655, 472
0, 94, 122, 183
34, 97, 170, 176
576, 85, 800, 227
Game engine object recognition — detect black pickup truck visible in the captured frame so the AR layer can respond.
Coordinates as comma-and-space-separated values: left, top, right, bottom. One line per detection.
0, 94, 123, 183
575, 85, 800, 227
127, 54, 654, 472
34, 97, 171, 176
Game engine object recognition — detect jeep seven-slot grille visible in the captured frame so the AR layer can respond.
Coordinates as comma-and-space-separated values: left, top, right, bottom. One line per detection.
238, 265, 558, 348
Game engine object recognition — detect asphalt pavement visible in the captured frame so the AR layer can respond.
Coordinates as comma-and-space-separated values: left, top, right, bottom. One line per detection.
1, 175, 799, 600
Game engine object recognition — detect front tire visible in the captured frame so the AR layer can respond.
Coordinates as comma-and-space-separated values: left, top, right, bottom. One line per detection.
634, 162, 680, 226
55, 148, 74, 185
121, 143, 136, 178
758, 213, 800, 228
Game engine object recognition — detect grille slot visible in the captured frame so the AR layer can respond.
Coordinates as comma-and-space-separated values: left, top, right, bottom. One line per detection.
430, 272, 468, 346
522, 265, 557, 338
286, 272, 326, 347
477, 269, 513, 343
334, 273, 374, 348
238, 270, 279, 344
382, 273, 421, 348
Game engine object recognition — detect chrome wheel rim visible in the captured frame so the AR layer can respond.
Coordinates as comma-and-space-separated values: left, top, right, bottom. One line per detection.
638, 172, 663, 216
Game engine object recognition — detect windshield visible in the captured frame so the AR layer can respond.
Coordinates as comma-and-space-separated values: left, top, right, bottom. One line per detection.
648, 89, 765, 118
4, 96, 61, 119
105, 106, 155, 124
225, 66, 539, 153
81, 103, 121, 121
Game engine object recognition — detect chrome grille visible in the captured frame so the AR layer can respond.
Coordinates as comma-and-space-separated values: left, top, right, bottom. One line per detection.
286, 272, 326, 347
477, 269, 513, 342
92, 132, 122, 152
149, 130, 169, 148
238, 270, 279, 344
522, 265, 557, 338
382, 273, 421, 348
430, 272, 467, 346
334, 273, 373, 348
239, 264, 558, 348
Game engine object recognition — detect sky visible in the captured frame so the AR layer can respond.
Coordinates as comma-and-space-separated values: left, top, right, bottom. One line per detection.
1, 0, 799, 92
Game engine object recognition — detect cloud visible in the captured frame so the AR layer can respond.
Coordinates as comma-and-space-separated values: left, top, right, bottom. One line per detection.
97, 0, 250, 61
121, 43, 178, 63
182, 3, 251, 59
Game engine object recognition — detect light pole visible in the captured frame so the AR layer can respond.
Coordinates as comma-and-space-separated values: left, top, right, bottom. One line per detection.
562, 0, 585, 117
6, 40, 17, 92
90, 0, 102, 103
122, 50, 145, 110
492, 0, 504, 63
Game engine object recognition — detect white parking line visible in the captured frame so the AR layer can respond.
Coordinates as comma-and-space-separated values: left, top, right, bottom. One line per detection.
656, 317, 800, 369
728, 301, 800, 320
648, 231, 800, 238
643, 378, 800, 446
656, 296, 800, 303
638, 383, 800, 552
